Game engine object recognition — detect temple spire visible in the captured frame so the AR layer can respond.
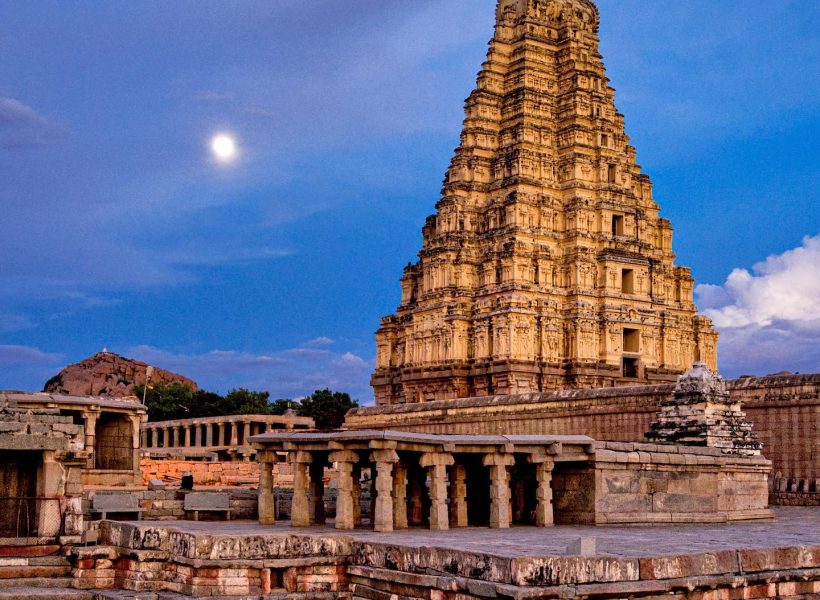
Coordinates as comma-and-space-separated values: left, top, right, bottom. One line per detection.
372, 0, 718, 406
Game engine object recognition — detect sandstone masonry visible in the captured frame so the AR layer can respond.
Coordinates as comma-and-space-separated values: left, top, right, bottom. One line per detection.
372, 0, 718, 405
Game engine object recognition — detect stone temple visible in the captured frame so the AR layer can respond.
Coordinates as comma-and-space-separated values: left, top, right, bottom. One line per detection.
372, 0, 719, 405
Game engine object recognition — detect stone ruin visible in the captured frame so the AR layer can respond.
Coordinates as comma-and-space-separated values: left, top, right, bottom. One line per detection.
647, 362, 762, 456
0, 399, 87, 541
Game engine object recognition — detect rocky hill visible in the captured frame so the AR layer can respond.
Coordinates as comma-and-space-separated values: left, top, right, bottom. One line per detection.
44, 350, 197, 398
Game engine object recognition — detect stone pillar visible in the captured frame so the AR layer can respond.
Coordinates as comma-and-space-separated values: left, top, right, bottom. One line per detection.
230, 421, 239, 446
83, 412, 97, 468
217, 423, 226, 446
309, 461, 326, 525
352, 463, 362, 527
393, 462, 408, 529
37, 451, 63, 537
420, 452, 454, 530
151, 428, 158, 449
172, 426, 180, 448
371, 448, 399, 532
406, 463, 425, 526
330, 450, 359, 530
258, 458, 276, 526
192, 424, 200, 447
129, 415, 143, 482
449, 463, 468, 528
530, 456, 554, 527
205, 424, 213, 447
184, 425, 191, 447
291, 451, 312, 527
141, 428, 148, 449
484, 453, 515, 529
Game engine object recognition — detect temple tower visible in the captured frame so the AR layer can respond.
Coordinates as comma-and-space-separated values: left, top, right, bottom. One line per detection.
372, 0, 718, 405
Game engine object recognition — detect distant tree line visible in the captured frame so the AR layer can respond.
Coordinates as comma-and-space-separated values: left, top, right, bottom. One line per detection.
134, 384, 358, 430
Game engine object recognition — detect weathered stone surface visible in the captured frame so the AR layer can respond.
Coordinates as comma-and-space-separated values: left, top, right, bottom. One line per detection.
510, 556, 639, 586
638, 551, 740, 580
647, 362, 763, 456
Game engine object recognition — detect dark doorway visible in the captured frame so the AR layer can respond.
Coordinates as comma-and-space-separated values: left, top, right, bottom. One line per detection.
95, 413, 133, 470
510, 456, 538, 525
0, 451, 40, 537
462, 455, 490, 526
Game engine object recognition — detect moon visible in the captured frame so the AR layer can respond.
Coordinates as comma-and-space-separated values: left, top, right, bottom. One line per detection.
210, 133, 237, 162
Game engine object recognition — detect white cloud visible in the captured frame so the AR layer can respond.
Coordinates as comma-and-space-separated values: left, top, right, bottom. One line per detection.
0, 344, 62, 366
0, 97, 63, 148
696, 234, 820, 377
124, 342, 374, 403
0, 314, 35, 332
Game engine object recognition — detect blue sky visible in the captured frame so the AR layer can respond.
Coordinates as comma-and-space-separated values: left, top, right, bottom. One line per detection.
1, 0, 818, 403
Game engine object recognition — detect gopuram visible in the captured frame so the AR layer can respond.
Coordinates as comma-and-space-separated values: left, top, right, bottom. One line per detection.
372, 0, 719, 405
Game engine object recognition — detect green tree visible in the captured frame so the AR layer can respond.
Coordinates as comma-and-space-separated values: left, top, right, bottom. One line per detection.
223, 388, 272, 415
297, 389, 358, 430
136, 382, 197, 421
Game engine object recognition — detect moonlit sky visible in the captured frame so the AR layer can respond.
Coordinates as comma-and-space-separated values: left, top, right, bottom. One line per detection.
1, 1, 818, 402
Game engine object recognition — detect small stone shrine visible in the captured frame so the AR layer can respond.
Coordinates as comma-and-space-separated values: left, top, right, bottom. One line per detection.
647, 362, 763, 456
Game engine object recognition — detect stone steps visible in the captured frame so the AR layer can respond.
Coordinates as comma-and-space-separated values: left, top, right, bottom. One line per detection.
0, 589, 91, 600
0, 565, 72, 579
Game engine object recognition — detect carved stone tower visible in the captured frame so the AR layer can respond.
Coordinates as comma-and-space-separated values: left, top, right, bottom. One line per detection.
372, 0, 718, 405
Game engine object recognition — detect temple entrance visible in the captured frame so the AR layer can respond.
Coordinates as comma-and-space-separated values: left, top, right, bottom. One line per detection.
405, 458, 430, 527
0, 450, 39, 537
95, 413, 133, 470
462, 456, 490, 526
510, 456, 538, 525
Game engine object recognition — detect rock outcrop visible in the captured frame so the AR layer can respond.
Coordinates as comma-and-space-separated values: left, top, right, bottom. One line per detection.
44, 350, 196, 398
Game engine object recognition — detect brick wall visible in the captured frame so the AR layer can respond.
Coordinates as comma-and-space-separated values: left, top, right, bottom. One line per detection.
139, 457, 294, 487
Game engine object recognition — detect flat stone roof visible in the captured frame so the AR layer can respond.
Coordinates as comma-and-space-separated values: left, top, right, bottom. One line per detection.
130, 506, 817, 559
249, 430, 595, 446
0, 391, 145, 411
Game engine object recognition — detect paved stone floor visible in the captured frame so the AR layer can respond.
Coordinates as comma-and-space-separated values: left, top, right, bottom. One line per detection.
137, 507, 819, 558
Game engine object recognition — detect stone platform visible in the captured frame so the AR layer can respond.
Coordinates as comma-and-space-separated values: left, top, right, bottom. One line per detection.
133, 506, 818, 558
62, 508, 820, 599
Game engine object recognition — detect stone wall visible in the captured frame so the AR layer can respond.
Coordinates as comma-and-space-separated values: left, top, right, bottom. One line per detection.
593, 442, 771, 524
140, 457, 294, 487
346, 373, 820, 503
83, 489, 258, 522
0, 404, 87, 539
62, 521, 820, 599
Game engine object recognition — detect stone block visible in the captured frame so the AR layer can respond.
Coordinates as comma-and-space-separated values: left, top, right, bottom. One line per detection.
598, 493, 652, 514
510, 556, 639, 586
0, 422, 25, 433
52, 422, 81, 435
638, 550, 740, 580
566, 537, 596, 557
603, 472, 639, 494
27, 423, 51, 434
652, 493, 716, 513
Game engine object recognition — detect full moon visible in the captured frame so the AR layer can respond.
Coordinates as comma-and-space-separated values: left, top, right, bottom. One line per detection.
210, 134, 237, 162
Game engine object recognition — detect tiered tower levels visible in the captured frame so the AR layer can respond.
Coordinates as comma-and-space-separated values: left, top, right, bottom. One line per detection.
372, 0, 718, 405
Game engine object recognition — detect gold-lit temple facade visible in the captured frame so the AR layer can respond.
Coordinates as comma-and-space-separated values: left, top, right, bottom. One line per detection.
372, 0, 718, 405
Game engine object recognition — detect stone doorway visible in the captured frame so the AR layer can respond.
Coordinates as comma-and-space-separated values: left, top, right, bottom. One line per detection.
0, 450, 39, 537
510, 456, 538, 525
462, 456, 490, 526
95, 413, 133, 470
